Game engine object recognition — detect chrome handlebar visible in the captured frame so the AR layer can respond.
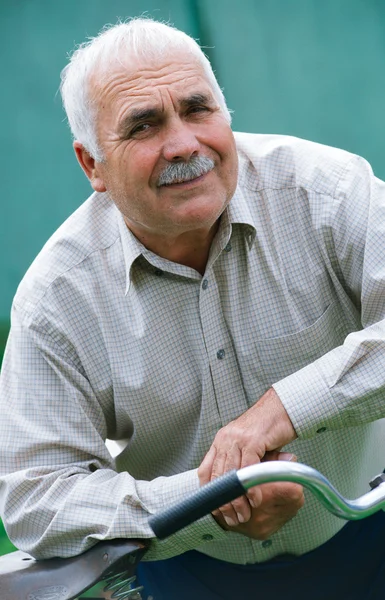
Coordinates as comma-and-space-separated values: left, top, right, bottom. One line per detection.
149, 462, 385, 539
239, 462, 385, 519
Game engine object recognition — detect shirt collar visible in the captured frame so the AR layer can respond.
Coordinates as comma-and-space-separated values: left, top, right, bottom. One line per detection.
116, 207, 143, 295
225, 151, 257, 249
226, 196, 256, 250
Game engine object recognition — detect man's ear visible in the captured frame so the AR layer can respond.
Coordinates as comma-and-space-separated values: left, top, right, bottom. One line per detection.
73, 141, 107, 193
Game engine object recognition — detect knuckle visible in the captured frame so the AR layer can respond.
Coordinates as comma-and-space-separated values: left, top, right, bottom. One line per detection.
232, 496, 247, 510
231, 500, 250, 521
217, 427, 233, 443
248, 488, 262, 505
290, 485, 305, 503
219, 502, 233, 515
197, 465, 206, 478
222, 424, 249, 445
239, 430, 254, 447
213, 432, 224, 446
280, 482, 304, 501
211, 465, 226, 480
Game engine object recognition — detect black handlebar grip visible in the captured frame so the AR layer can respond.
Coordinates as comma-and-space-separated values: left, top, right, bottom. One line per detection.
149, 469, 245, 539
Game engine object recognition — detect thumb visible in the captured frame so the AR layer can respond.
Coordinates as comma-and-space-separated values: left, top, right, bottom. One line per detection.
262, 451, 297, 462
277, 452, 297, 462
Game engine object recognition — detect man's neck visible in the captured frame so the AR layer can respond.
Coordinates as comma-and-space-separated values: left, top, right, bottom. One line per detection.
124, 218, 220, 276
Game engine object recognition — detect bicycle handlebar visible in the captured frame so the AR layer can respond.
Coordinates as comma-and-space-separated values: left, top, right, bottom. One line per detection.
148, 462, 385, 539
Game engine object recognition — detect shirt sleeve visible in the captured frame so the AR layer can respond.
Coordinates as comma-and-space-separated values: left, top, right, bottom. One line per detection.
273, 155, 385, 439
0, 305, 227, 559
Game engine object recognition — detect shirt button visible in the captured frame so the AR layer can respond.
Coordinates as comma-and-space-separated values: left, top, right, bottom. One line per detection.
154, 269, 163, 277
317, 427, 327, 433
224, 242, 232, 252
202, 533, 213, 541
262, 539, 272, 548
216, 349, 225, 360
202, 279, 209, 290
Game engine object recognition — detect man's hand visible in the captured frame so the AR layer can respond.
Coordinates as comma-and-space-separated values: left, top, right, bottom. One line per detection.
211, 453, 305, 539
198, 388, 298, 526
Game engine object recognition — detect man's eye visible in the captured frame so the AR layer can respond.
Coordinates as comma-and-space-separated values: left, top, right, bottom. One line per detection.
188, 106, 210, 114
131, 123, 152, 136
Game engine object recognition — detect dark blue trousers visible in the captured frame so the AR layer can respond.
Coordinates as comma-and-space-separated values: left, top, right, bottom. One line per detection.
137, 511, 385, 599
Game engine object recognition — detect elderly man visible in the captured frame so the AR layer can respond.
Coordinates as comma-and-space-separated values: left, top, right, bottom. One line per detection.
1, 17, 385, 599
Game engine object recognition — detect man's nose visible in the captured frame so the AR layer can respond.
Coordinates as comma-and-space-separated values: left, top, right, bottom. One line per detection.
162, 120, 200, 162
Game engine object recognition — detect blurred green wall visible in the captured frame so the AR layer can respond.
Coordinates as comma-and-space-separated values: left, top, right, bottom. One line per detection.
1, 0, 385, 553
2, 0, 385, 343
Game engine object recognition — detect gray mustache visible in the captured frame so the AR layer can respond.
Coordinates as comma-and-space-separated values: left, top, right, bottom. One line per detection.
157, 156, 215, 187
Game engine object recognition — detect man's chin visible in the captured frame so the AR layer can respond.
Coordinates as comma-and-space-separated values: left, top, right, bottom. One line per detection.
169, 198, 229, 230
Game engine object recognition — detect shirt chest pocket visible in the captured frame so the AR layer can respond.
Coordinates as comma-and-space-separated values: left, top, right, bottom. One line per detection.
255, 303, 351, 384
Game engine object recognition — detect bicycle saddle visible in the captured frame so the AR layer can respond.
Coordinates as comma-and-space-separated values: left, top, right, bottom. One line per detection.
0, 538, 147, 600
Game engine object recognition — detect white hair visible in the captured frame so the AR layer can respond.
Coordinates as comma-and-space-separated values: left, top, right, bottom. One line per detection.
60, 18, 232, 162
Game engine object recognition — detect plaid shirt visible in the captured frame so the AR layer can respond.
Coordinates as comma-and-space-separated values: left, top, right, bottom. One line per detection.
1, 132, 384, 564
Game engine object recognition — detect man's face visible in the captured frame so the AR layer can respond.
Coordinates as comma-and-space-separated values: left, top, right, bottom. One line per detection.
89, 54, 239, 240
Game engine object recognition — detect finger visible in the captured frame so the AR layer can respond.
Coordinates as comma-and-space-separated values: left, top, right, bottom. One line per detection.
247, 452, 299, 508
221, 444, 251, 524
256, 478, 304, 510
263, 451, 297, 462
272, 482, 305, 508
212, 446, 250, 525
198, 445, 217, 486
212, 470, 244, 525
210, 448, 228, 482
212, 507, 240, 529
240, 448, 263, 510
247, 450, 279, 506
276, 453, 304, 508
201, 444, 248, 526
262, 449, 282, 461
200, 446, 242, 526
277, 452, 297, 462
216, 503, 242, 527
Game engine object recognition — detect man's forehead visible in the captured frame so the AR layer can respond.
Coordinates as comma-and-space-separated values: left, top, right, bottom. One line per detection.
125, 90, 216, 113
92, 54, 214, 106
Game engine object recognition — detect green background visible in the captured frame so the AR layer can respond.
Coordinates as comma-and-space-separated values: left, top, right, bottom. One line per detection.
1, 0, 385, 556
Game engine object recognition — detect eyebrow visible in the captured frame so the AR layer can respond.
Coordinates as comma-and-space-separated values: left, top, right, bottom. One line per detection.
118, 107, 160, 136
179, 93, 215, 109
118, 92, 216, 135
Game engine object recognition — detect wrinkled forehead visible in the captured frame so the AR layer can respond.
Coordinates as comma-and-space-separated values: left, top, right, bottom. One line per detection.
89, 52, 216, 119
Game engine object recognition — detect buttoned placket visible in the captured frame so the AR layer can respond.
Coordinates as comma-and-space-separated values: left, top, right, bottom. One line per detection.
198, 246, 248, 427
199, 228, 290, 563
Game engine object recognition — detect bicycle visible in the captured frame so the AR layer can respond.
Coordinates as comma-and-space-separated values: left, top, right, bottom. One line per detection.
1, 461, 385, 599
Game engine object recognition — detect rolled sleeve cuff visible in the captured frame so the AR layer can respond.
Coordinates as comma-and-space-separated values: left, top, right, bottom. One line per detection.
272, 361, 344, 439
